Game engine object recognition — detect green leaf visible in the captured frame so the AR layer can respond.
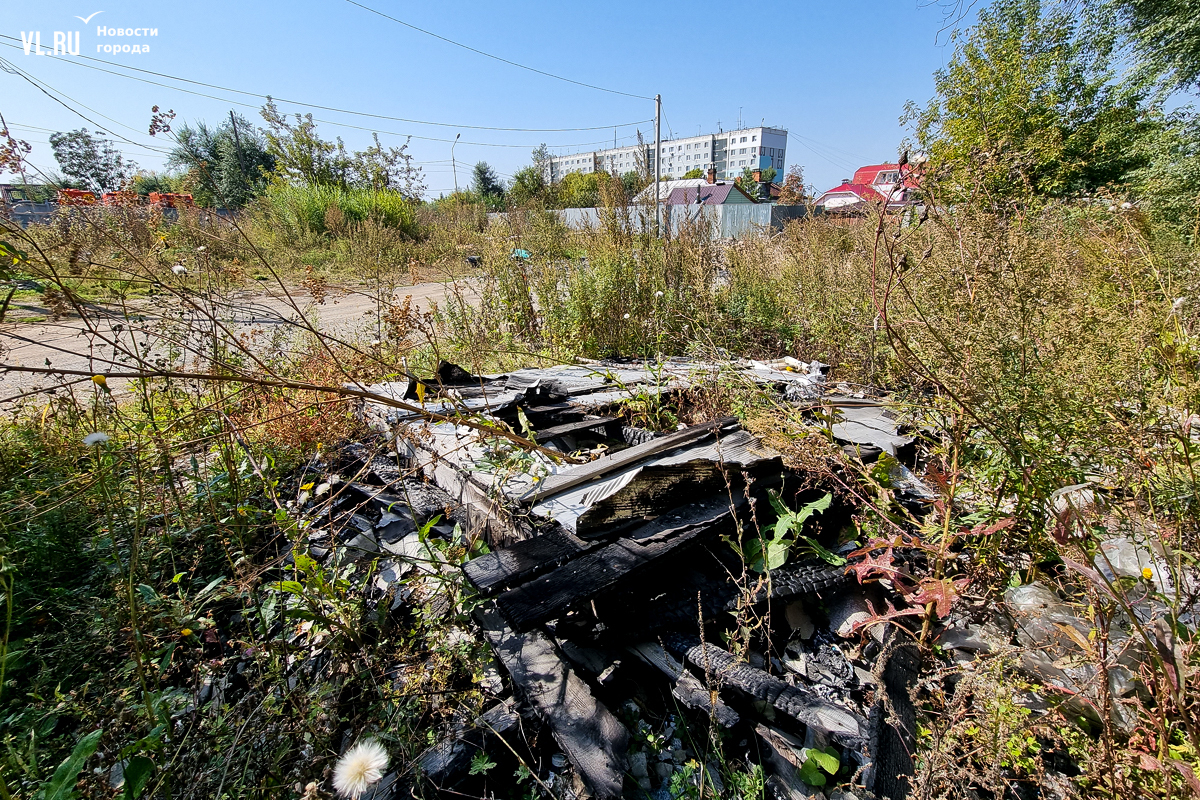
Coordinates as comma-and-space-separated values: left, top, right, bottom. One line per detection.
766, 489, 791, 519
122, 756, 154, 799
135, 585, 160, 605
799, 535, 847, 566
765, 537, 791, 571
276, 580, 305, 596
798, 757, 827, 786
195, 577, 224, 600
40, 728, 102, 800
468, 750, 496, 775
809, 747, 840, 774
793, 493, 833, 527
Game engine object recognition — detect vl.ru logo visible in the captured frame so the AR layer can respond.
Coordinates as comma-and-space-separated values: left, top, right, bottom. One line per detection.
20, 12, 158, 57
20, 10, 97, 55
20, 30, 81, 56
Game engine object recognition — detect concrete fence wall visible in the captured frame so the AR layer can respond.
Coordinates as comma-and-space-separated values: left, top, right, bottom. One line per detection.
488, 204, 809, 239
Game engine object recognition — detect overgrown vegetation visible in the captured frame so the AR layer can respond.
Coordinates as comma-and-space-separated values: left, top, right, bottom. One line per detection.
3, 0, 1200, 798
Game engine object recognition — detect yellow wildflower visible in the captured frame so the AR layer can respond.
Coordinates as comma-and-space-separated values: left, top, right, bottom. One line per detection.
181, 628, 193, 637
1142, 567, 1153, 580
91, 374, 107, 387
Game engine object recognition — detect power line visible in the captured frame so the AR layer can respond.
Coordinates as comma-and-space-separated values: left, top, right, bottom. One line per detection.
341, 0, 652, 100
0, 34, 647, 133
788, 131, 873, 165
0, 57, 167, 154
786, 132, 860, 174
0, 41, 644, 151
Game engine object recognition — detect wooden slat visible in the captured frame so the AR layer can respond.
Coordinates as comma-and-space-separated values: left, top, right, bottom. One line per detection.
520, 416, 737, 503
463, 526, 594, 594
535, 416, 620, 441
628, 643, 740, 728
417, 700, 519, 788
495, 496, 737, 631
664, 636, 868, 747
475, 607, 628, 798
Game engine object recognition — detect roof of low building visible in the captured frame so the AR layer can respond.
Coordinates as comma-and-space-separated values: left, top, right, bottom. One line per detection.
815, 183, 886, 205
633, 178, 709, 203
666, 183, 755, 205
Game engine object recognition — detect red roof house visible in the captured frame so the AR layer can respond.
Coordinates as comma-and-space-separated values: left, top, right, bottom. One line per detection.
814, 163, 919, 213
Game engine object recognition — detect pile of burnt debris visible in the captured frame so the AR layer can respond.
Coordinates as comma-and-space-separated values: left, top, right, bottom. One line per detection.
288, 358, 1191, 799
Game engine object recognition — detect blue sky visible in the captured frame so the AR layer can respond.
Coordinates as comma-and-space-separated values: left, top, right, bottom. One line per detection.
2, 0, 976, 196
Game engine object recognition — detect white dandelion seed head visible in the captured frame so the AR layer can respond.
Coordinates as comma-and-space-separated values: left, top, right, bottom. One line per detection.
84, 432, 110, 446
333, 739, 389, 798
623, 313, 631, 319
1173, 296, 1187, 312
172, 264, 188, 276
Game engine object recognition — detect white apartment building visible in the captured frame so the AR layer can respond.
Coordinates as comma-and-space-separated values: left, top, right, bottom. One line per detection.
545, 126, 789, 184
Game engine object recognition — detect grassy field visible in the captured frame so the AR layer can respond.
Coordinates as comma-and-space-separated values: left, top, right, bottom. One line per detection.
2, 193, 1199, 799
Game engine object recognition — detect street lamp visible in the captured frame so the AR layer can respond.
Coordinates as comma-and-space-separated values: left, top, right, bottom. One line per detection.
452, 133, 461, 194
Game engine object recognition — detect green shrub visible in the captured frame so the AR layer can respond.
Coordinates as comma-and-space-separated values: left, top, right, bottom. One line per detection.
256, 183, 419, 240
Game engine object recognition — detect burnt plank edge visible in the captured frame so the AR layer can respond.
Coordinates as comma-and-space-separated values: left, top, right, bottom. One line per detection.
475, 607, 629, 798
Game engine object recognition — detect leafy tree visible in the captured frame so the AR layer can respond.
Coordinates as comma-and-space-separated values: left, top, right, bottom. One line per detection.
558, 171, 604, 208
259, 101, 424, 198
472, 162, 505, 198
620, 170, 647, 199
1127, 108, 1200, 234
48, 129, 136, 193
907, 0, 1147, 204
167, 113, 274, 208
130, 171, 177, 197
508, 165, 549, 207
777, 165, 808, 205
681, 168, 704, 179
350, 133, 425, 198
740, 166, 777, 198
1111, 0, 1200, 94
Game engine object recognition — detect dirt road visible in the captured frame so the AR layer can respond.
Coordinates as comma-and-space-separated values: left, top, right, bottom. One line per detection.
0, 281, 463, 404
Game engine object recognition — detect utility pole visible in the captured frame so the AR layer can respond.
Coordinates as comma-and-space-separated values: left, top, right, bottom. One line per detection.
451, 133, 461, 194
654, 94, 661, 236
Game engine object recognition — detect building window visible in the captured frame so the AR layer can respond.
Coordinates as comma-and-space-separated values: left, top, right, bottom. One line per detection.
741, 136, 747, 143
752, 135, 757, 141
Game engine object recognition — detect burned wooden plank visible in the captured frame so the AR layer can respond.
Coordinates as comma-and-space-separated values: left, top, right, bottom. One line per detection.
535, 416, 621, 442
628, 643, 740, 728
663, 636, 868, 748
463, 525, 595, 595
494, 496, 738, 631
417, 700, 520, 788
475, 607, 628, 798
521, 417, 737, 503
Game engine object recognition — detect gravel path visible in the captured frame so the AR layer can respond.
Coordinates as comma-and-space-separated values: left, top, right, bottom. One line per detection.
0, 280, 466, 404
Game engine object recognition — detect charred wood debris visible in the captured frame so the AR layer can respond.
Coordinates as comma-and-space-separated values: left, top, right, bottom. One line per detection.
260, 358, 1176, 800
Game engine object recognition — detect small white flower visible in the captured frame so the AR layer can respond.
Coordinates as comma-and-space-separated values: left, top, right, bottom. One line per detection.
172, 264, 187, 276
1173, 297, 1187, 313
196, 245, 207, 252
623, 313, 630, 319
84, 432, 110, 446
333, 739, 389, 798
1107, 205, 1117, 212
655, 291, 664, 298
1121, 202, 1133, 210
